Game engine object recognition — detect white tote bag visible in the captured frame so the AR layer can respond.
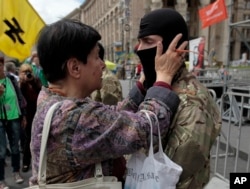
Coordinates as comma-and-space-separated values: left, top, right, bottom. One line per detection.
25, 102, 122, 189
124, 110, 182, 189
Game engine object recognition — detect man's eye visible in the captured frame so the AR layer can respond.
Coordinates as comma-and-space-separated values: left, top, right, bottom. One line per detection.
144, 39, 153, 44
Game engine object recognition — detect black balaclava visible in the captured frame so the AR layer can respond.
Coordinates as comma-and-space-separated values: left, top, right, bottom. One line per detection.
137, 8, 189, 88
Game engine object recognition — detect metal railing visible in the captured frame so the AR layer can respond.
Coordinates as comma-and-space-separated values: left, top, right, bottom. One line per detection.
210, 90, 250, 186
195, 68, 250, 87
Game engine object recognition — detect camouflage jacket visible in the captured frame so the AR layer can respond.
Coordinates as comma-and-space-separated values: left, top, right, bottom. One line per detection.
91, 69, 123, 105
163, 68, 222, 189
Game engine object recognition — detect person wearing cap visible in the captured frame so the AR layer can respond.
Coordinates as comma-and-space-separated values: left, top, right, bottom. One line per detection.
136, 8, 221, 189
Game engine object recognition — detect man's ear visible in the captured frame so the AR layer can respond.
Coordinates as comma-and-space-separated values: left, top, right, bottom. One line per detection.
66, 58, 81, 78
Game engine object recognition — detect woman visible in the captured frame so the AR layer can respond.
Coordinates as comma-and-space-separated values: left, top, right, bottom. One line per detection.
29, 19, 187, 185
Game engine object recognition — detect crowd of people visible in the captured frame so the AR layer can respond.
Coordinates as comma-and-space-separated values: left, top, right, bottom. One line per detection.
0, 52, 45, 189
0, 8, 221, 189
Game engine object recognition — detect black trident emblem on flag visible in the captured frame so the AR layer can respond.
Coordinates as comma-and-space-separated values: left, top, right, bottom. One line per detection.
4, 17, 25, 44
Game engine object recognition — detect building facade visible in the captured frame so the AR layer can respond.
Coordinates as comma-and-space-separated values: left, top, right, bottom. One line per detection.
75, 0, 146, 63
65, 0, 250, 66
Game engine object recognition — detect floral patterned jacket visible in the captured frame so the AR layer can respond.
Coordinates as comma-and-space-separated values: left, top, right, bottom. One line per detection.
30, 84, 180, 185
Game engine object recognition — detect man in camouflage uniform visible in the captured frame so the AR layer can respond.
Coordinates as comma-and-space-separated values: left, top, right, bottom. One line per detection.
91, 68, 123, 105
136, 9, 221, 189
164, 68, 221, 188
91, 43, 123, 105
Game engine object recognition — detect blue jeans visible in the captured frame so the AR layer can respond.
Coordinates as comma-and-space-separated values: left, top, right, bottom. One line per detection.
0, 119, 21, 180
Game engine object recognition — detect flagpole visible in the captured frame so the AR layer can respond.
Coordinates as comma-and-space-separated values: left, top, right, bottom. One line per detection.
224, 0, 233, 93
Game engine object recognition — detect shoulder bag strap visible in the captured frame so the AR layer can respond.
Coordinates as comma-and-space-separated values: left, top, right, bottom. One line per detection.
38, 102, 60, 185
38, 102, 104, 185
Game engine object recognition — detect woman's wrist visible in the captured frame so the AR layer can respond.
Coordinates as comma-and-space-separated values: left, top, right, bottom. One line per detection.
156, 75, 172, 85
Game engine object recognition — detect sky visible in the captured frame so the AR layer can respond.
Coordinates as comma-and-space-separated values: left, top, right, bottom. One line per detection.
29, 0, 85, 24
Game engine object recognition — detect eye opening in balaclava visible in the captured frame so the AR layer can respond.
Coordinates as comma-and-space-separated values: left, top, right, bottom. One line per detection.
136, 8, 189, 88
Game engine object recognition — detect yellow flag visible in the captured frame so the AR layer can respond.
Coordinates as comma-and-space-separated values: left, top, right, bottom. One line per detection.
0, 0, 45, 61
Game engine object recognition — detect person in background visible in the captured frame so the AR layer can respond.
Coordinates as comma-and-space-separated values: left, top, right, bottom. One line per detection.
91, 43, 123, 104
3, 62, 19, 158
19, 64, 41, 173
136, 8, 221, 189
116, 60, 126, 80
218, 64, 228, 81
29, 19, 187, 186
29, 51, 48, 87
0, 56, 26, 189
4, 62, 19, 82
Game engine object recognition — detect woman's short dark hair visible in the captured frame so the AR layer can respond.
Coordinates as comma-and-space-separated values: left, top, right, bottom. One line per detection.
98, 43, 105, 61
37, 19, 101, 83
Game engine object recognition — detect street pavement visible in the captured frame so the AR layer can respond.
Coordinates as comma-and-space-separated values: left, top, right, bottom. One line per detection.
205, 120, 250, 189
3, 79, 250, 189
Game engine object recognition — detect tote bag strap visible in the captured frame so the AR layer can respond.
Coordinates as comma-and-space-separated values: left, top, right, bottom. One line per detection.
140, 110, 163, 156
38, 102, 61, 184
38, 102, 104, 185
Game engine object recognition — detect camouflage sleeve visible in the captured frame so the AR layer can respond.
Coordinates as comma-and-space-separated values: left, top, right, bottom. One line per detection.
173, 95, 221, 155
